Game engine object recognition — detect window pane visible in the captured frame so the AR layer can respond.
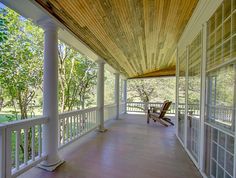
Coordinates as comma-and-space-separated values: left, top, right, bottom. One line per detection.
217, 165, 224, 178
226, 135, 234, 153
226, 152, 234, 176
207, 65, 235, 131
218, 147, 225, 167
211, 159, 217, 177
223, 0, 231, 19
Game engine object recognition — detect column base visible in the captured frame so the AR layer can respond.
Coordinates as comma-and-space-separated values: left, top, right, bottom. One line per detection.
98, 128, 108, 132
37, 160, 64, 172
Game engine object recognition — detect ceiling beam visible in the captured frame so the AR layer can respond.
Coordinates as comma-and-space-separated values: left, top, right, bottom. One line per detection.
130, 67, 176, 79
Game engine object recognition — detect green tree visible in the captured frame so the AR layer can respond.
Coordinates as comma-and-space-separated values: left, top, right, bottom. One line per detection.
128, 78, 176, 103
58, 42, 97, 112
0, 7, 43, 119
104, 70, 115, 105
0, 7, 8, 43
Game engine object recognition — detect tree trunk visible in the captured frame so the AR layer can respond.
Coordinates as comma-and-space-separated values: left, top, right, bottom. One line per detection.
0, 97, 3, 111
82, 95, 85, 110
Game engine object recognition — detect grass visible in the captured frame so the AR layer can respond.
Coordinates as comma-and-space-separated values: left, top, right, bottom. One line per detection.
0, 107, 43, 123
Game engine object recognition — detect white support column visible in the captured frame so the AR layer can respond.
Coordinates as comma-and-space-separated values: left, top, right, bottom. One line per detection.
39, 20, 63, 171
123, 79, 127, 114
114, 73, 120, 119
175, 47, 179, 137
199, 23, 207, 172
97, 60, 107, 132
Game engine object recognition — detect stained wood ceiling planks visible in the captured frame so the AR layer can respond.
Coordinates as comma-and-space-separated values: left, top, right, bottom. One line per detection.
35, 0, 198, 78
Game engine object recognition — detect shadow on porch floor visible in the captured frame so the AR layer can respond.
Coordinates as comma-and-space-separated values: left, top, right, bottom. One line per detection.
19, 114, 202, 178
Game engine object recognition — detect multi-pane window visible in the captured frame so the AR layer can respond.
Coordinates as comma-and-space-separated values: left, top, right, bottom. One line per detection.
205, 126, 234, 178
178, 51, 187, 142
204, 1, 236, 178
207, 0, 236, 71
187, 32, 202, 162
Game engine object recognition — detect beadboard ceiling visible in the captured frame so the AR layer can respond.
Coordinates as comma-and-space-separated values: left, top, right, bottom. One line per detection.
35, 0, 198, 78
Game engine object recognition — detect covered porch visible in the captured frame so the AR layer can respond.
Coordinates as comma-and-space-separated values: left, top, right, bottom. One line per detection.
0, 0, 236, 178
19, 114, 201, 178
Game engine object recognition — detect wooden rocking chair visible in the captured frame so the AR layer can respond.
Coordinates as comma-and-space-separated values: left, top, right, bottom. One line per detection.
147, 100, 174, 127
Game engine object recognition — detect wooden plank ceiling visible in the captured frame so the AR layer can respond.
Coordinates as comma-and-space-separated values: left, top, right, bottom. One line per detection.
35, 0, 198, 78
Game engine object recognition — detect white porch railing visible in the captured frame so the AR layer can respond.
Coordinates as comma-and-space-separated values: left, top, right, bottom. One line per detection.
0, 116, 48, 178
1, 101, 188, 178
104, 104, 116, 121
126, 102, 201, 115
126, 102, 177, 114
58, 107, 98, 149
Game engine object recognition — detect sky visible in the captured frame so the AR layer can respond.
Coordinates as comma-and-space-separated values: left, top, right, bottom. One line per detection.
0, 2, 5, 9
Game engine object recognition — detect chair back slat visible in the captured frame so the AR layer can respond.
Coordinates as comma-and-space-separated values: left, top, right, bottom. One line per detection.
159, 100, 172, 118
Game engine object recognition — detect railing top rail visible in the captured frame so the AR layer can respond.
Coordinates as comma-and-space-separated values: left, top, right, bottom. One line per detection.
127, 101, 145, 103
0, 116, 48, 130
127, 101, 177, 104
207, 105, 234, 109
59, 107, 98, 119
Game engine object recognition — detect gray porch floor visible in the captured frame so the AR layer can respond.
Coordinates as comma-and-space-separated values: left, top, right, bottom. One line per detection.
19, 114, 202, 178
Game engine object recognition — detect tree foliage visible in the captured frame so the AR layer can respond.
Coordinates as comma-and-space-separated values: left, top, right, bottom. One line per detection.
0, 7, 97, 120
0, 7, 8, 43
0, 8, 43, 119
58, 42, 97, 112
104, 70, 115, 105
127, 78, 176, 103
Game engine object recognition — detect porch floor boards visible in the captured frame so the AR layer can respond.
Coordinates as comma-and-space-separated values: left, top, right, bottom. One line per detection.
19, 114, 202, 178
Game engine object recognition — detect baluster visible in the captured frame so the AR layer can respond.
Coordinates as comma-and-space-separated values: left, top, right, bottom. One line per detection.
89, 111, 91, 129
70, 116, 72, 140
62, 118, 65, 145
86, 112, 88, 131
91, 111, 93, 126
79, 114, 82, 135
86, 112, 89, 132
81, 113, 84, 133
66, 117, 69, 142
87, 112, 90, 130
31, 126, 35, 161
5, 129, 12, 178
83, 112, 85, 132
73, 115, 76, 138
76, 114, 79, 137
72, 116, 74, 138
85, 112, 87, 132
24, 128, 28, 165
38, 125, 42, 157
15, 130, 20, 170
87, 112, 89, 131
90, 111, 92, 128
93, 110, 95, 126
95, 110, 97, 126
82, 112, 85, 133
